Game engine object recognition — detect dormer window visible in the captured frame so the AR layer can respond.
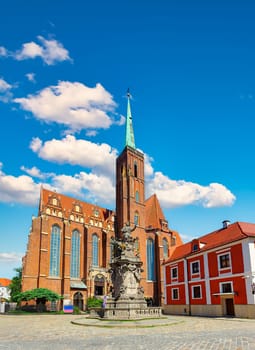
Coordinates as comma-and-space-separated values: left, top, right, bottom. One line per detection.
94, 209, 99, 217
193, 244, 199, 252
192, 239, 200, 252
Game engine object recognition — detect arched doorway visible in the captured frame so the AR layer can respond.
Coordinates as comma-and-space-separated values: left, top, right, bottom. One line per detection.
73, 292, 84, 310
94, 274, 105, 296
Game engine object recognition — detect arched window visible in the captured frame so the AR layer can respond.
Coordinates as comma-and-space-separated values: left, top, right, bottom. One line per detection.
49, 225, 61, 276
134, 162, 138, 177
135, 190, 139, 202
70, 230, 80, 278
146, 238, 155, 281
163, 238, 169, 259
134, 211, 139, 226
92, 234, 99, 266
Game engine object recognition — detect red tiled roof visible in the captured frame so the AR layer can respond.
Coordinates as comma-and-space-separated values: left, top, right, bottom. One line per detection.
145, 194, 166, 229
165, 221, 255, 263
40, 187, 114, 221
0, 278, 11, 287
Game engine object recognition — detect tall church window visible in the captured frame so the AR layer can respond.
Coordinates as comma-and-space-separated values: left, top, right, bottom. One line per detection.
146, 238, 155, 281
163, 238, 169, 259
70, 230, 80, 278
134, 162, 138, 177
135, 190, 139, 202
49, 225, 61, 277
92, 234, 99, 266
134, 211, 139, 226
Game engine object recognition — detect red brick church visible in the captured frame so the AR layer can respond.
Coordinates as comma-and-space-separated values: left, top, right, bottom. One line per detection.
22, 92, 182, 310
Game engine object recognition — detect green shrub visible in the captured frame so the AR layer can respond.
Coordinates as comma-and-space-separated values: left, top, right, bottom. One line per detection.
73, 306, 81, 314
87, 297, 103, 308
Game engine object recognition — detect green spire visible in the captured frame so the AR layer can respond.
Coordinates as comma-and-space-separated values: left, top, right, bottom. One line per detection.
125, 89, 136, 149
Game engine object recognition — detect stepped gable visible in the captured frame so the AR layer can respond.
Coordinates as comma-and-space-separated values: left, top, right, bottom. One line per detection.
165, 221, 255, 263
39, 187, 114, 223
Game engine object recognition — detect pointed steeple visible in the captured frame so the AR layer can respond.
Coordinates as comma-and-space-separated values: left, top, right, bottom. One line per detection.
125, 89, 136, 149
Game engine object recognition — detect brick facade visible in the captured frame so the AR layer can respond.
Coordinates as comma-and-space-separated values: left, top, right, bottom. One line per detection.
22, 98, 183, 310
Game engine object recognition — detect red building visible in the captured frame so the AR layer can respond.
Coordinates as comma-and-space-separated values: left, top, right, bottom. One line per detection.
22, 93, 182, 310
164, 221, 255, 318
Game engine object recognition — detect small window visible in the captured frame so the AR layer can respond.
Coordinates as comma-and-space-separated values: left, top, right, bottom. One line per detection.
220, 282, 232, 293
134, 212, 139, 226
192, 285, 201, 299
171, 267, 178, 279
134, 162, 138, 177
52, 198, 58, 206
219, 253, 230, 269
172, 288, 179, 300
191, 261, 200, 274
135, 190, 139, 202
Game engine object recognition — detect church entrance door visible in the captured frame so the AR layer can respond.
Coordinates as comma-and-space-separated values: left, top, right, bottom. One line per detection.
94, 274, 105, 296
73, 292, 84, 310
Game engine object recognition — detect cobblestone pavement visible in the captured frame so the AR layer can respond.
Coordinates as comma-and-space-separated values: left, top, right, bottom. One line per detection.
1, 314, 255, 350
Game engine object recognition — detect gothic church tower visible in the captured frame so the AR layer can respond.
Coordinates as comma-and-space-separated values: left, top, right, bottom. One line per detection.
115, 90, 145, 236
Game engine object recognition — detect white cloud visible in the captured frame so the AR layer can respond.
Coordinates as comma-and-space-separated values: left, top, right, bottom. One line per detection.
144, 152, 154, 177
0, 78, 11, 92
0, 164, 41, 205
146, 171, 236, 208
0, 46, 7, 56
14, 81, 119, 132
25, 73, 36, 83
15, 36, 71, 65
0, 78, 13, 102
20, 165, 53, 179
86, 130, 98, 137
0, 252, 23, 263
52, 172, 115, 205
30, 135, 118, 176
0, 161, 114, 207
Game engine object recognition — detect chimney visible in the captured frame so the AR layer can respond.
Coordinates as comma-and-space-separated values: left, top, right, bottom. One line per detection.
222, 220, 230, 229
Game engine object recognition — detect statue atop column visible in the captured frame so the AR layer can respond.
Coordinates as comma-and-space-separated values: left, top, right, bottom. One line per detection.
109, 222, 144, 300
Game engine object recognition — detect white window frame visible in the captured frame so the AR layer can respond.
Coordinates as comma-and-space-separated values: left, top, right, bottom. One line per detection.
192, 285, 202, 299
191, 260, 200, 275
172, 288, 179, 300
171, 266, 178, 279
218, 252, 231, 270
220, 281, 233, 294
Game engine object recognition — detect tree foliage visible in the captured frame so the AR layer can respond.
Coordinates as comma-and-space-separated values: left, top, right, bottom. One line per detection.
9, 267, 22, 302
16, 288, 62, 303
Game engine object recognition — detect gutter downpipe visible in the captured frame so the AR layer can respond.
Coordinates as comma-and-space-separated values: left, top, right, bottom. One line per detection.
184, 257, 191, 316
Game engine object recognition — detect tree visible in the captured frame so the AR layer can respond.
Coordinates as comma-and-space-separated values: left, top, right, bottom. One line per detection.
16, 288, 62, 312
9, 267, 22, 302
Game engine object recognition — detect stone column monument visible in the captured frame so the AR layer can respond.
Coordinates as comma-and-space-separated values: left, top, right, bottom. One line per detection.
102, 223, 161, 319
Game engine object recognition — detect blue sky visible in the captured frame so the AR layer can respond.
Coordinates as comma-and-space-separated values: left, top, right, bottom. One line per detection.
1, 0, 255, 278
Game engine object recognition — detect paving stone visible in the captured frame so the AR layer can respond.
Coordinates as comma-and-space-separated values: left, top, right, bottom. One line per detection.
1, 315, 255, 349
